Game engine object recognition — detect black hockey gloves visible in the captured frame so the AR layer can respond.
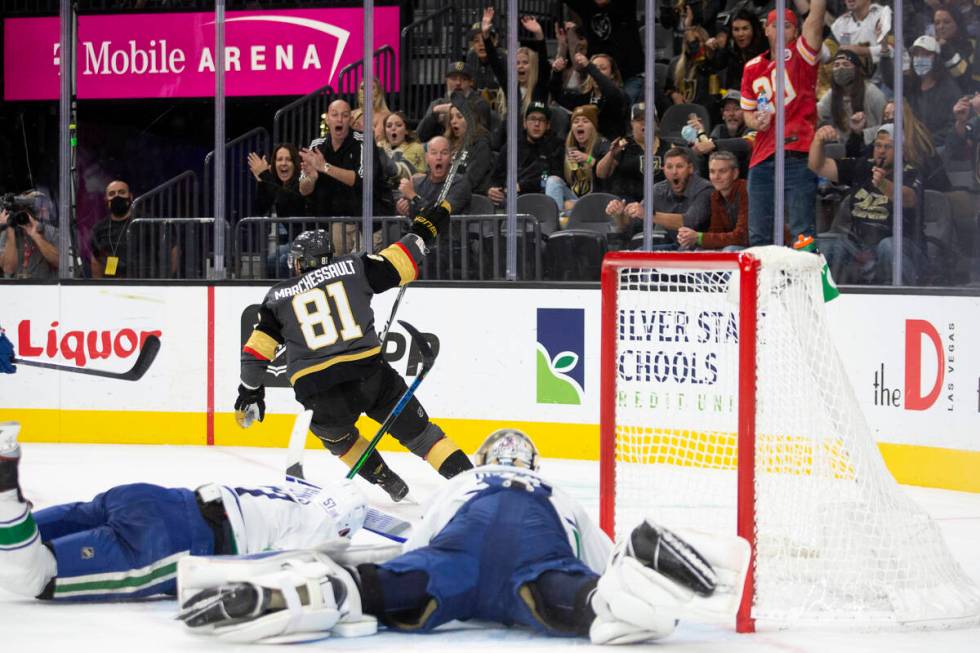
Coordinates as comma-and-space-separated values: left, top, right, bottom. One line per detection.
410, 201, 451, 244
234, 384, 266, 428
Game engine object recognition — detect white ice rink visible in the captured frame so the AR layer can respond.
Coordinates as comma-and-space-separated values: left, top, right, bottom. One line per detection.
3, 442, 979, 653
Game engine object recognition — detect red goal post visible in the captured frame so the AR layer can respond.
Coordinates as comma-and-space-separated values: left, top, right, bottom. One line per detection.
600, 250, 759, 632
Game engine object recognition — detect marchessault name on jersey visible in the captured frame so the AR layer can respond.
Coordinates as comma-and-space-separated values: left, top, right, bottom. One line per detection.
273, 260, 357, 300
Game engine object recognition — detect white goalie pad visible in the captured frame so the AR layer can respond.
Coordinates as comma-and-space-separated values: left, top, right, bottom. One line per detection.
177, 550, 377, 644
590, 520, 751, 645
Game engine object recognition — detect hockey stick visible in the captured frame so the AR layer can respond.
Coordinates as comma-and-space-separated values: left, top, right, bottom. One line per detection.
283, 322, 434, 484
284, 409, 314, 480
281, 474, 413, 543
348, 320, 437, 480
377, 149, 469, 348
378, 284, 407, 349
12, 334, 161, 381
363, 507, 412, 543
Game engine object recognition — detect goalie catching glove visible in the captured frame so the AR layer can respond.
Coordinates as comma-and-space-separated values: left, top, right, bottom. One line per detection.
234, 383, 265, 428
589, 519, 751, 645
177, 549, 376, 644
410, 201, 451, 245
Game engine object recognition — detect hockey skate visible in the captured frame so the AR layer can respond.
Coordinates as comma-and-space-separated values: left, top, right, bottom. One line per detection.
372, 465, 409, 503
0, 421, 23, 502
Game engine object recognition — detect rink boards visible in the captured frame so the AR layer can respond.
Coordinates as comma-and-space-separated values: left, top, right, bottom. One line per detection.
0, 283, 978, 492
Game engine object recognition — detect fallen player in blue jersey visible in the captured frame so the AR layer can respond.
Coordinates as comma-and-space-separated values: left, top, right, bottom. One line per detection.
176, 429, 752, 644
0, 421, 372, 601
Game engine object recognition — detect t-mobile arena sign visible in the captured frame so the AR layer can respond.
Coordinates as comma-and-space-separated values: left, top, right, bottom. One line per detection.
3, 7, 400, 100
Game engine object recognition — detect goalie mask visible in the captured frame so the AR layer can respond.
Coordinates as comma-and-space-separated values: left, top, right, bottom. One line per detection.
288, 230, 333, 273
473, 429, 539, 471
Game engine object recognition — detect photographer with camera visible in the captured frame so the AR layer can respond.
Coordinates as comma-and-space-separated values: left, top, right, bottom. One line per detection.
0, 192, 59, 280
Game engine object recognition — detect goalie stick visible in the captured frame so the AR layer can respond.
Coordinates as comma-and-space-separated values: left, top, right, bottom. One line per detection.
12, 334, 161, 381
284, 410, 314, 480
377, 148, 469, 349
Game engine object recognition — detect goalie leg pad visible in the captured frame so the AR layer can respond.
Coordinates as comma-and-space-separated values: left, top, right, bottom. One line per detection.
589, 519, 751, 645
177, 550, 377, 644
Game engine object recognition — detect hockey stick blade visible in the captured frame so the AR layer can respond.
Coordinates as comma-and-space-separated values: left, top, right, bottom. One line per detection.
13, 335, 160, 381
397, 320, 435, 372
285, 410, 314, 480
363, 507, 413, 543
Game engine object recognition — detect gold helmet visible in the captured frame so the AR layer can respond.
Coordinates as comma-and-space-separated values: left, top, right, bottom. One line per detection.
473, 429, 539, 471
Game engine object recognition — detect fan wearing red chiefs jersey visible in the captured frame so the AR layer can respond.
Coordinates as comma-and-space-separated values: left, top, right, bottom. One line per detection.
740, 0, 826, 246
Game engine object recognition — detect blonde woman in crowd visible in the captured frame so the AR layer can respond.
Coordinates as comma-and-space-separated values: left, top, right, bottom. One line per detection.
898, 98, 950, 191
545, 104, 610, 212
480, 8, 550, 119
356, 77, 391, 142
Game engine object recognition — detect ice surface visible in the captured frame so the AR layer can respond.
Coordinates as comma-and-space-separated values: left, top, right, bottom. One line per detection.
3, 443, 978, 652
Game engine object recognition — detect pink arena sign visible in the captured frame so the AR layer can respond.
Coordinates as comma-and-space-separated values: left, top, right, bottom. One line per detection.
3, 7, 400, 100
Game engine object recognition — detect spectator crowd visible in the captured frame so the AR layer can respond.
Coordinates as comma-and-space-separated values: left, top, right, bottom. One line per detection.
5, 0, 978, 284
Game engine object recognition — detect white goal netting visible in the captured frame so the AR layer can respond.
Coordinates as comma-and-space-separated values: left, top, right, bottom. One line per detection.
607, 246, 980, 629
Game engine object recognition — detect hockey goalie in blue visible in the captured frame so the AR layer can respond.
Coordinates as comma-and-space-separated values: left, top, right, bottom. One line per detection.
0, 421, 374, 601
175, 429, 753, 645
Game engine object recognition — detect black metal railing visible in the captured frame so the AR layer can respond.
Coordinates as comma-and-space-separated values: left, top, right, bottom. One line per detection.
336, 45, 399, 111
272, 84, 336, 150
131, 170, 200, 223
453, 0, 560, 43
122, 217, 224, 280
442, 214, 544, 281
400, 6, 459, 121
233, 216, 409, 280
203, 127, 271, 228
233, 214, 544, 281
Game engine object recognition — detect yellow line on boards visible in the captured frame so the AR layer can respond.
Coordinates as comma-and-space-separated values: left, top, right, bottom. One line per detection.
5, 409, 978, 493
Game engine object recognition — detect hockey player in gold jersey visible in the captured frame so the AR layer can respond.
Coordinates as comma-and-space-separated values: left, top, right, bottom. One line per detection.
235, 203, 472, 501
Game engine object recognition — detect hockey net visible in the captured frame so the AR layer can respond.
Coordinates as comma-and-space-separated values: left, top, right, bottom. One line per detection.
599, 247, 980, 631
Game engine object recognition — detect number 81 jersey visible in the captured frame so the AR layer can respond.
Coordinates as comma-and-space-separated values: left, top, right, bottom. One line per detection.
241, 239, 422, 401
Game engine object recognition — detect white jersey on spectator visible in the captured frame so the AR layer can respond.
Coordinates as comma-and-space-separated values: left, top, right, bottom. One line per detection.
832, 4, 892, 63
402, 465, 613, 572
214, 478, 363, 554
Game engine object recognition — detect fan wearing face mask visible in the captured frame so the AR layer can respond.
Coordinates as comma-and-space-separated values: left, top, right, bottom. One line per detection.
88, 179, 177, 279
664, 25, 724, 123
898, 35, 963, 148
817, 49, 886, 153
